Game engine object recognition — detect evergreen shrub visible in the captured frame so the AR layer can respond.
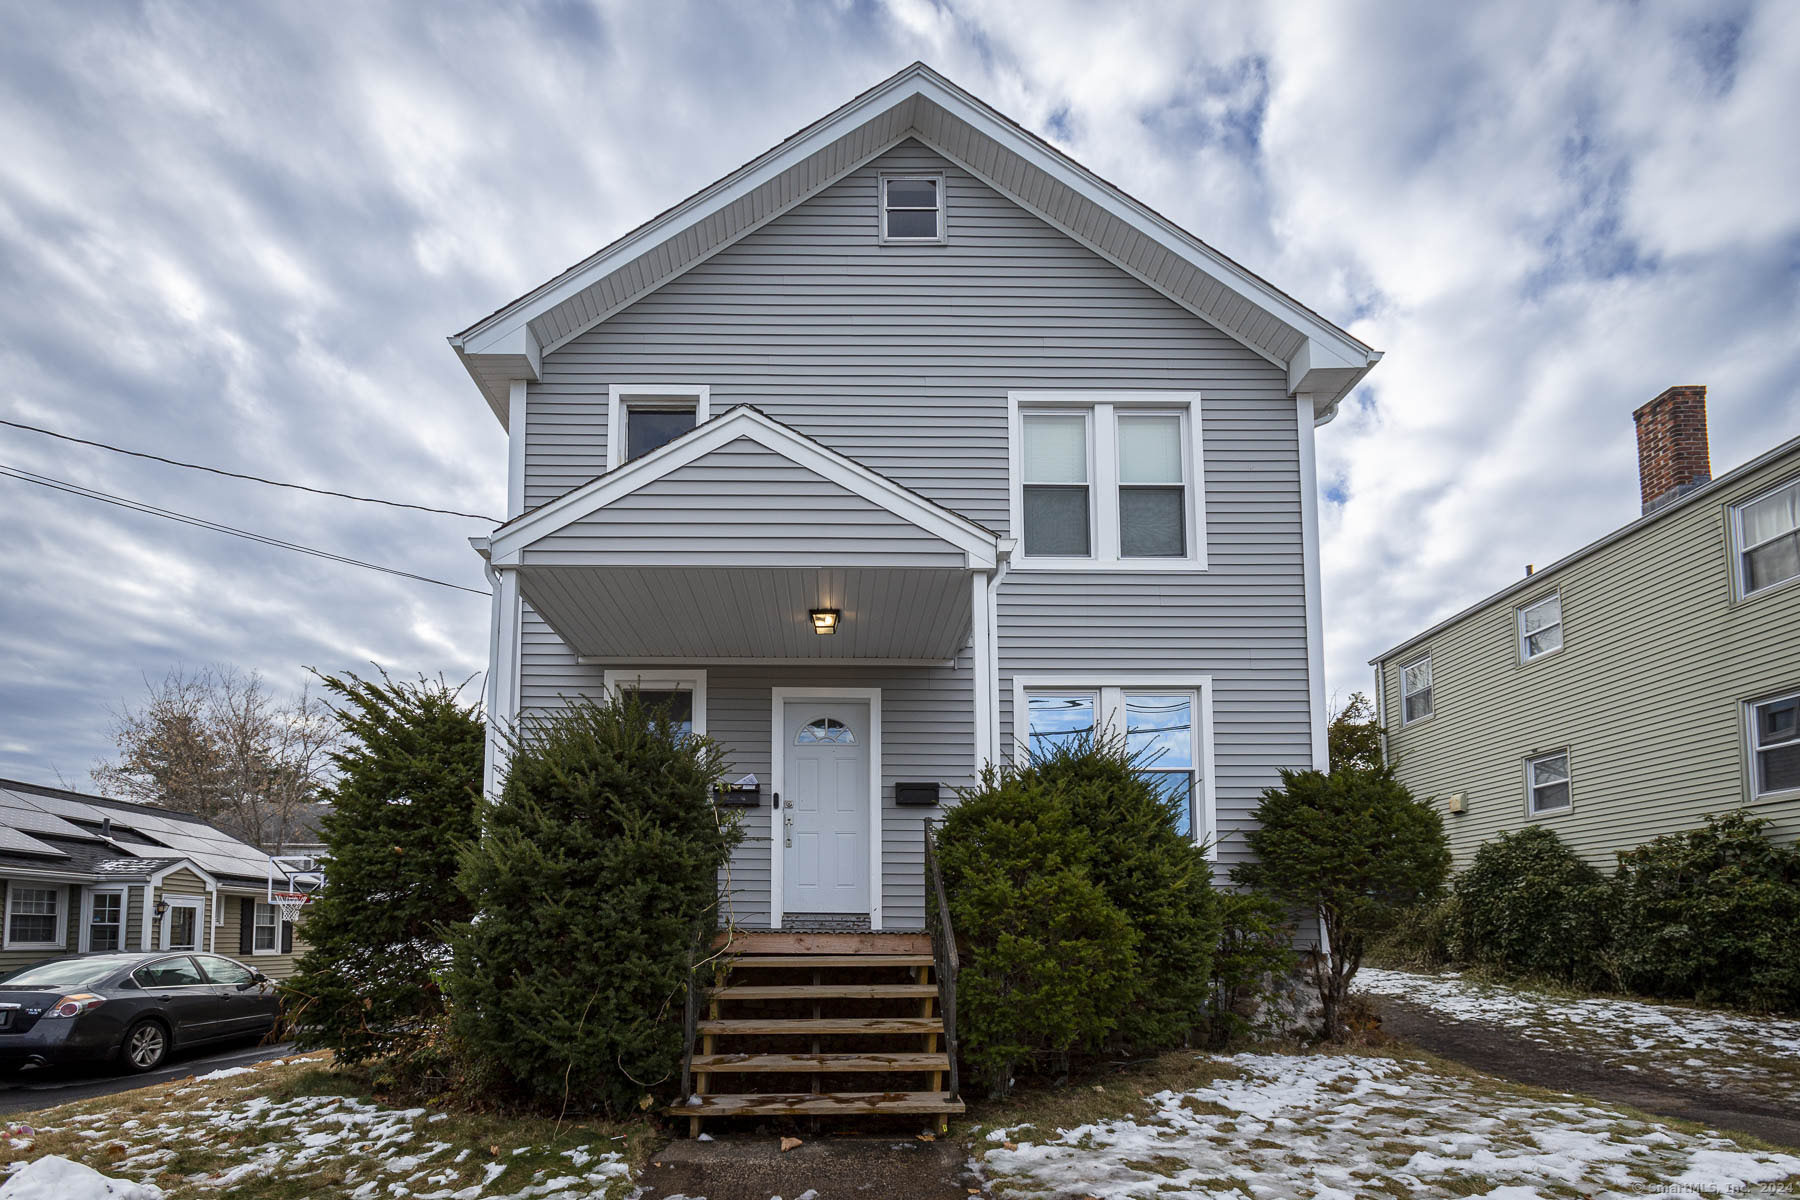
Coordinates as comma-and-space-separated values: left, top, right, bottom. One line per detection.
1205, 890, 1297, 1046
1453, 826, 1615, 987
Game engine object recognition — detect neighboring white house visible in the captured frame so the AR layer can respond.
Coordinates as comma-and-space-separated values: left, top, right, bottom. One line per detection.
454, 62, 1380, 933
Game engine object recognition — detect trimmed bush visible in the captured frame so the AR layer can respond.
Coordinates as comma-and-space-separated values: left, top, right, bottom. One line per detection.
446, 695, 738, 1114
1029, 736, 1222, 1050
1453, 827, 1614, 987
935, 764, 1137, 1096
1613, 811, 1800, 1011
1205, 890, 1297, 1046
1235, 766, 1451, 1039
286, 671, 483, 1068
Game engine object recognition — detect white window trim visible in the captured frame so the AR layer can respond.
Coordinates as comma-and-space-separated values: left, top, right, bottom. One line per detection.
1747, 686, 1800, 801
769, 687, 883, 931
79, 886, 127, 954
160, 895, 204, 954
251, 900, 282, 956
606, 384, 711, 471
1010, 674, 1217, 857
602, 669, 708, 736
1516, 590, 1564, 665
1524, 749, 1573, 816
1732, 475, 1800, 601
1007, 392, 1207, 571
877, 172, 946, 245
1400, 653, 1434, 726
3, 883, 66, 952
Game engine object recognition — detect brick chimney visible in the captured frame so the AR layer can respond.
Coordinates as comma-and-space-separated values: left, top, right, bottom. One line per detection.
1633, 385, 1711, 514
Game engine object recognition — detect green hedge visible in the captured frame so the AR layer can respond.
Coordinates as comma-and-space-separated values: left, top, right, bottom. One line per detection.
1453, 826, 1615, 988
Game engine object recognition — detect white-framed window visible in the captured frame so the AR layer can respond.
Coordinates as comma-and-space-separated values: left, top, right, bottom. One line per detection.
252, 901, 281, 954
1008, 392, 1206, 570
878, 173, 945, 244
1014, 677, 1215, 851
1525, 750, 1572, 814
1400, 654, 1433, 725
606, 384, 711, 470
1733, 476, 1800, 598
4, 884, 64, 951
1748, 688, 1800, 799
1517, 591, 1564, 663
81, 887, 125, 953
602, 669, 708, 738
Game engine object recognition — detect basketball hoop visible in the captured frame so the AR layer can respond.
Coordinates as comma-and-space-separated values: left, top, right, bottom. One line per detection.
271, 891, 312, 925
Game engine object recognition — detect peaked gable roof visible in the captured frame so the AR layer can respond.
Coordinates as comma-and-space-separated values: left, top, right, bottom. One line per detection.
451, 63, 1380, 427
481, 405, 1001, 570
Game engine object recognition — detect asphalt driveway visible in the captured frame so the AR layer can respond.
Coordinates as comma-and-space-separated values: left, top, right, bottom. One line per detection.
0, 1039, 294, 1115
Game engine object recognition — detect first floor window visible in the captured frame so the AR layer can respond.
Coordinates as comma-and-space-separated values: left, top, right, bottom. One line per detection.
7, 886, 60, 947
1736, 477, 1800, 596
1526, 751, 1572, 814
1401, 655, 1433, 724
253, 902, 280, 952
1750, 690, 1800, 797
87, 891, 123, 952
604, 671, 706, 738
1023, 684, 1204, 840
1517, 592, 1563, 661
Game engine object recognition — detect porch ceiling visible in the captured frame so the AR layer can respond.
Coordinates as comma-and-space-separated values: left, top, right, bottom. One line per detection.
519, 565, 973, 662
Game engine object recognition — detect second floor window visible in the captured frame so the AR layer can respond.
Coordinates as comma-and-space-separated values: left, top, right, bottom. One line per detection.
1735, 477, 1800, 597
1517, 592, 1563, 662
1013, 395, 1201, 567
880, 175, 943, 242
1401, 655, 1433, 724
1750, 690, 1799, 798
607, 385, 710, 470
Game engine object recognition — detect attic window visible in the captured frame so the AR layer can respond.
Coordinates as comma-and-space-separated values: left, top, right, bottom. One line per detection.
607, 385, 711, 470
880, 174, 944, 243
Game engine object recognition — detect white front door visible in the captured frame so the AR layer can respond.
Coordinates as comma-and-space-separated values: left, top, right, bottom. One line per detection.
161, 897, 202, 952
782, 700, 871, 914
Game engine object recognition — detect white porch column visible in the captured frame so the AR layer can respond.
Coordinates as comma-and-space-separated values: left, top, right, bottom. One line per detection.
1296, 393, 1329, 771
970, 569, 996, 774
483, 564, 522, 800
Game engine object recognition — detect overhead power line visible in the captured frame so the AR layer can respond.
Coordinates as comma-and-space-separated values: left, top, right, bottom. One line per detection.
0, 462, 489, 597
0, 417, 501, 523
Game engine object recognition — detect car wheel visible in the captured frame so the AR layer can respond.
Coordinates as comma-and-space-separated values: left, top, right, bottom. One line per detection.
121, 1019, 169, 1072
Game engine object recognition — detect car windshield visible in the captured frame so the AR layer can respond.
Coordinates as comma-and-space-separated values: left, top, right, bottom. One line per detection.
0, 957, 134, 989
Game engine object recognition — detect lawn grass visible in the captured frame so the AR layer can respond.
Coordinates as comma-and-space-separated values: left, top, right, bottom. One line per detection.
0, 1054, 660, 1199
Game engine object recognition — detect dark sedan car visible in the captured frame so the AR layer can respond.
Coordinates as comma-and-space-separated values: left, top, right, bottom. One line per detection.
0, 952, 279, 1073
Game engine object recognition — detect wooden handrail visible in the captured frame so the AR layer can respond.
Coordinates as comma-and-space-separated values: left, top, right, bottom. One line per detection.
923, 820, 959, 1100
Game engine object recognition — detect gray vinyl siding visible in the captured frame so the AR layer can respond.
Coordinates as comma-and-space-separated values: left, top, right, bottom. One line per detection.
527, 437, 966, 568
515, 138, 1319, 903
1380, 447, 1800, 868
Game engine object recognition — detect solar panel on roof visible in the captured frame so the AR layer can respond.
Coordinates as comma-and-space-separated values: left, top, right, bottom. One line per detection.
0, 789, 100, 840
0, 826, 69, 858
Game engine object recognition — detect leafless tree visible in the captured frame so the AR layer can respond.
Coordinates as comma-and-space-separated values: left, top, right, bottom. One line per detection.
92, 666, 339, 851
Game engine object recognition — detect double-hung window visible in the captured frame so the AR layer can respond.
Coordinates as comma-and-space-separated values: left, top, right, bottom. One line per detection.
1018, 680, 1211, 845
1734, 477, 1800, 597
1012, 393, 1203, 568
607, 385, 710, 469
879, 174, 944, 243
1749, 689, 1800, 798
1517, 592, 1563, 662
252, 901, 281, 954
603, 670, 707, 739
1526, 750, 1572, 814
1401, 655, 1433, 724
85, 889, 124, 953
5, 885, 62, 950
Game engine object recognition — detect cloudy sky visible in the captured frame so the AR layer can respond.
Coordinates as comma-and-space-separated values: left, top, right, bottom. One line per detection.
2, 0, 1796, 785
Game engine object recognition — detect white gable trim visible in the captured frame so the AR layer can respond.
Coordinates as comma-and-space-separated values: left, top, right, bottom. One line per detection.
487, 406, 999, 569
451, 64, 1378, 424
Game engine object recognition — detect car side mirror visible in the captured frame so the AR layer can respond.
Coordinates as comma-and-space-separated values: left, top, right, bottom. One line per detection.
251, 972, 270, 985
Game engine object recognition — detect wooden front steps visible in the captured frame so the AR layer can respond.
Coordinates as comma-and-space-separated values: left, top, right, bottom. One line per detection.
676, 932, 963, 1133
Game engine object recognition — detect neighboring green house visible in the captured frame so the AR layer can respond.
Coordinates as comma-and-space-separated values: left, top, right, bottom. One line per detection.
0, 778, 311, 979
1371, 386, 1800, 867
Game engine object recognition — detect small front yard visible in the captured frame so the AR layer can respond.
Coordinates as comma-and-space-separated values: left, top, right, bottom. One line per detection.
0, 1055, 653, 1199
969, 1049, 1800, 1199
1354, 967, 1800, 1110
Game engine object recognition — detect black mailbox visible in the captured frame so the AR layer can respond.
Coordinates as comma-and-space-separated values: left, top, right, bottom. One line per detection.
895, 781, 940, 807
713, 783, 760, 808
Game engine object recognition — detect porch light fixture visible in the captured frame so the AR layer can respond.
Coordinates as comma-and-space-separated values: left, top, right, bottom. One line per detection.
153, 898, 168, 921
810, 608, 840, 635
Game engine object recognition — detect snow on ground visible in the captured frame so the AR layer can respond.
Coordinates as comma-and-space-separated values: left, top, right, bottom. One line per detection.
978, 1052, 1800, 1200
1355, 968, 1800, 1107
0, 1154, 164, 1199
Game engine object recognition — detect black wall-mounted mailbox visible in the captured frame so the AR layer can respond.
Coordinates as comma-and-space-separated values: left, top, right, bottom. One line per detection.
895, 781, 940, 807
713, 783, 761, 808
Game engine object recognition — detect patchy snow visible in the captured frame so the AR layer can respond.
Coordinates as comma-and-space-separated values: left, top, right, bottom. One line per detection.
1355, 968, 1800, 1106
0, 1155, 164, 1199
190, 1066, 256, 1082
978, 1052, 1800, 1200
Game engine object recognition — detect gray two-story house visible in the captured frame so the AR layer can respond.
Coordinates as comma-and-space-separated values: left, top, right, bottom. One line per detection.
454, 63, 1378, 936
1373, 386, 1800, 867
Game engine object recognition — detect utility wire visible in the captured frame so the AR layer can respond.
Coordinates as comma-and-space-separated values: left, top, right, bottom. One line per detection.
0, 462, 489, 597
0, 417, 501, 522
